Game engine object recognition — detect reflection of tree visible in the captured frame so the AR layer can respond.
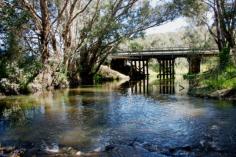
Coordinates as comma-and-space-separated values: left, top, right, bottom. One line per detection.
0, 97, 38, 127
0, 87, 115, 150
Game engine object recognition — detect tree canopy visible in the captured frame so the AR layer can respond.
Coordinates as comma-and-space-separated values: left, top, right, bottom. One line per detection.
0, 0, 181, 91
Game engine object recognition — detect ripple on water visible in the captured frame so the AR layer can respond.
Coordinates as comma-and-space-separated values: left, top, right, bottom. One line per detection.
0, 81, 236, 156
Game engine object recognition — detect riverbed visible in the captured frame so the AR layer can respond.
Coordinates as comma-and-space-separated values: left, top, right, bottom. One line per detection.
0, 76, 236, 156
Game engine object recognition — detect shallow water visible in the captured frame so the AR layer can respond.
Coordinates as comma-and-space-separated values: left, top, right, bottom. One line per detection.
0, 77, 236, 156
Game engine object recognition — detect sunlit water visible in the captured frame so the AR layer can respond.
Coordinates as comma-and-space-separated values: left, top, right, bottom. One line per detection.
0, 76, 236, 156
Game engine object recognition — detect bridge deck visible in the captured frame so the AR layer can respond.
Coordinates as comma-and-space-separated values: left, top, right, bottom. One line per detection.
111, 48, 219, 59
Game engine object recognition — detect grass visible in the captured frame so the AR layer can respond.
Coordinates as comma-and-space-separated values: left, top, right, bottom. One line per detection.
203, 66, 236, 90
187, 64, 236, 91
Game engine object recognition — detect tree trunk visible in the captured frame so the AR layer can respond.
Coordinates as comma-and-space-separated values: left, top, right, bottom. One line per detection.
219, 46, 230, 69
40, 0, 50, 64
232, 46, 236, 65
79, 72, 94, 85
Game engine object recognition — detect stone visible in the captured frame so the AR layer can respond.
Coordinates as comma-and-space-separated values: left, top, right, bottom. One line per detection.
105, 144, 115, 151
98, 65, 130, 81
209, 88, 233, 98
76, 151, 83, 156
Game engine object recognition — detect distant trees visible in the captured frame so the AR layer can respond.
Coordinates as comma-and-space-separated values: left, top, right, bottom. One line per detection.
182, 25, 215, 49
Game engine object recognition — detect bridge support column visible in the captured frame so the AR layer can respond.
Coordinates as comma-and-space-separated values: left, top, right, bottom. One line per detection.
139, 60, 141, 74
128, 59, 149, 79
158, 58, 175, 79
188, 57, 201, 74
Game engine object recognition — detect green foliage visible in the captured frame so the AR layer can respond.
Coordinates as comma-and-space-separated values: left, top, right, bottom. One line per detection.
176, 0, 207, 19
94, 74, 103, 84
148, 59, 159, 72
0, 1, 29, 51
0, 58, 8, 78
182, 26, 214, 49
121, 26, 215, 49
128, 42, 144, 51
79, 0, 179, 83
190, 64, 236, 90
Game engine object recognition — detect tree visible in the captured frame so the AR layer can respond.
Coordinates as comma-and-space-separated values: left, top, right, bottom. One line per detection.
1, 0, 182, 92
178, 0, 236, 67
17, 0, 93, 88
0, 0, 29, 78
18, 0, 91, 64
72, 0, 180, 84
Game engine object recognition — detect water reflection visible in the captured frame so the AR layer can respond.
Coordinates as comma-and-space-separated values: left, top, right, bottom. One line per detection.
127, 77, 178, 96
129, 79, 149, 95
159, 78, 175, 94
128, 78, 175, 95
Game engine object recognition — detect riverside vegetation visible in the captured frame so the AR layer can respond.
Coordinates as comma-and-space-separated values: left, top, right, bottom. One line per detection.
0, 0, 180, 95
0, 0, 235, 99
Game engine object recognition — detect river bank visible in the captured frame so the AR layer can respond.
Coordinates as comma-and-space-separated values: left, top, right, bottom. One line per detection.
0, 65, 129, 96
188, 87, 236, 101
186, 66, 236, 101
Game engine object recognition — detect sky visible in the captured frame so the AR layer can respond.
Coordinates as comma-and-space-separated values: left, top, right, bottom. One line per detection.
145, 17, 189, 35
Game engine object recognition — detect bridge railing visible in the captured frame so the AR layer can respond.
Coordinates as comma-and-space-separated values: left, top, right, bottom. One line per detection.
112, 47, 219, 56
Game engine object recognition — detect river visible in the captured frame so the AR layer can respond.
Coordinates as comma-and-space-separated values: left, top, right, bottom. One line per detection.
0, 75, 236, 156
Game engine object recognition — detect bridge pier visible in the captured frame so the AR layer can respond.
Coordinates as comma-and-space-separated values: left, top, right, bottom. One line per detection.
157, 58, 175, 79
159, 78, 175, 94
188, 56, 201, 74
111, 47, 217, 79
130, 59, 149, 78
110, 58, 149, 79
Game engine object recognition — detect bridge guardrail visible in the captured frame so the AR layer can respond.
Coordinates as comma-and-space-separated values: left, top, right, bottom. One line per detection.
112, 47, 219, 57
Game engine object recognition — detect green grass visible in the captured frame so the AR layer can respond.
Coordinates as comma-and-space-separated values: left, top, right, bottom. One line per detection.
188, 64, 236, 90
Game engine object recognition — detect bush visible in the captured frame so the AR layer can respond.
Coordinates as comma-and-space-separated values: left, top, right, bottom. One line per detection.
202, 65, 236, 90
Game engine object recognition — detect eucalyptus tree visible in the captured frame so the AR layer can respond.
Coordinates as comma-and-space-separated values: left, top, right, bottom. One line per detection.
1, 0, 181, 89
72, 0, 180, 84
0, 0, 30, 78
178, 0, 236, 66
17, 0, 92, 88
18, 0, 92, 64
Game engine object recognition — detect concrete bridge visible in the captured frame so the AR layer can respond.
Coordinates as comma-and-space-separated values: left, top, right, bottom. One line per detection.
110, 47, 218, 79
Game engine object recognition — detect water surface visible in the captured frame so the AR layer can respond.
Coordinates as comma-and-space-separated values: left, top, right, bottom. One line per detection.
0, 78, 236, 156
